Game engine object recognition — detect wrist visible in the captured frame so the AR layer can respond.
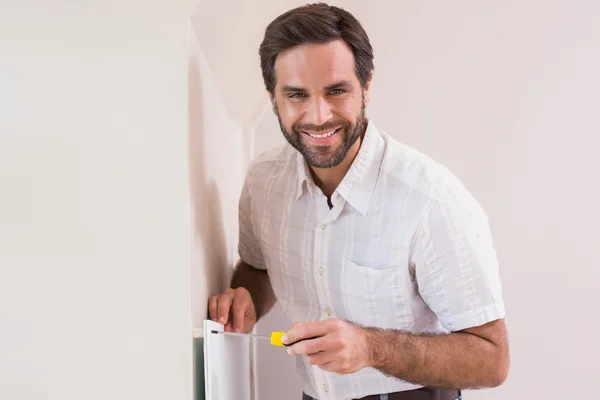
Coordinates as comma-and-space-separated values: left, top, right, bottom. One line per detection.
361, 327, 383, 369
362, 327, 414, 376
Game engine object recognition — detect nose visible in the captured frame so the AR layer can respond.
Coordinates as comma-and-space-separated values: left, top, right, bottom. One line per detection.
306, 97, 333, 127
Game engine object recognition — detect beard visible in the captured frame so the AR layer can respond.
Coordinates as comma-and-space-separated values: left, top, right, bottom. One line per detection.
274, 96, 367, 169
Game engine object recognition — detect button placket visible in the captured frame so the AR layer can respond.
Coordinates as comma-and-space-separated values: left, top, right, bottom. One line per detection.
313, 366, 331, 399
317, 221, 336, 321
311, 208, 335, 399
314, 220, 330, 319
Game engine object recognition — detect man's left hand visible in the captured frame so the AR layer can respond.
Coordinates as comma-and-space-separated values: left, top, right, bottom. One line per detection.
282, 318, 372, 375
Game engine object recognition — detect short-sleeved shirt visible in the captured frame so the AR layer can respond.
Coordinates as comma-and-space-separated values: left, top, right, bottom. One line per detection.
238, 120, 505, 400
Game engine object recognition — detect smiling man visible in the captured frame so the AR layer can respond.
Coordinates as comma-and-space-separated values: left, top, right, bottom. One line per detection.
208, 3, 509, 400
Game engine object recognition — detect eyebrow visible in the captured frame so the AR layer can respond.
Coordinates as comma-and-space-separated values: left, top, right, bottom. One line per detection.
324, 80, 352, 92
280, 80, 353, 94
281, 85, 307, 93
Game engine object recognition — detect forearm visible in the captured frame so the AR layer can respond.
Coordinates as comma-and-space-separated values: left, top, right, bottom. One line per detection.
230, 260, 276, 320
365, 327, 508, 389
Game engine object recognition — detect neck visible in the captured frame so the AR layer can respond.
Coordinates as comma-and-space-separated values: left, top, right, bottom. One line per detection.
309, 131, 365, 199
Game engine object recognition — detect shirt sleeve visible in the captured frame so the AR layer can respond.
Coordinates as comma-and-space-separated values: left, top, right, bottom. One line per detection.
237, 164, 267, 270
410, 172, 506, 332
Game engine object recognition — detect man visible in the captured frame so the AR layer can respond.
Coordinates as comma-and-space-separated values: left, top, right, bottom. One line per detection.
208, 3, 509, 400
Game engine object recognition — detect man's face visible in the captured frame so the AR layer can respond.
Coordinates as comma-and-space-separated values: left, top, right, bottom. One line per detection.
270, 40, 371, 169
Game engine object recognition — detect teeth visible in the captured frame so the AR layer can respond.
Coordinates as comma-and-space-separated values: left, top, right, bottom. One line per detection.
308, 129, 337, 139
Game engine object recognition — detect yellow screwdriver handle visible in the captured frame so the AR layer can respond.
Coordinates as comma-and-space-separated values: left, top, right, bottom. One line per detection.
270, 332, 286, 347
270, 331, 320, 347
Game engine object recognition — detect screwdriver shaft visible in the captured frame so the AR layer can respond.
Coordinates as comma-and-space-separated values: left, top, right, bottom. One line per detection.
210, 330, 271, 341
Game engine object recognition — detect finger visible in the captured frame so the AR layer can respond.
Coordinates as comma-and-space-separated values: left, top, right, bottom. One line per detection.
231, 291, 251, 333
307, 350, 336, 367
318, 361, 340, 374
283, 321, 330, 345
216, 293, 234, 325
286, 321, 307, 341
288, 336, 326, 356
208, 296, 218, 321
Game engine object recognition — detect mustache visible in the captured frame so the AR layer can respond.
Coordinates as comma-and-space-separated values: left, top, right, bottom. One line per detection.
293, 121, 348, 132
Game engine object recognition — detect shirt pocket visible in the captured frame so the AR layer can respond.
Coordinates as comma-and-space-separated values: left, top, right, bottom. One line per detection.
340, 259, 412, 330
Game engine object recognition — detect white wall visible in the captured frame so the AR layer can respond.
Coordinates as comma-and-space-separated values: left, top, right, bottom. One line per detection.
0, 1, 197, 399
252, 1, 600, 399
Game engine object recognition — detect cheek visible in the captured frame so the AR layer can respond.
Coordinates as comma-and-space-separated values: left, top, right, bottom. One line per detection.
280, 102, 304, 120
278, 104, 306, 131
274, 104, 294, 127
333, 97, 362, 122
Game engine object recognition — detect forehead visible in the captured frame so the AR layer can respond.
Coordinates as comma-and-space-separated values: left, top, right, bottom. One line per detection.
274, 40, 357, 89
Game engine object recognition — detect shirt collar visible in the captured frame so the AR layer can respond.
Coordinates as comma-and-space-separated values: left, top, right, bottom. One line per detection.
294, 120, 385, 216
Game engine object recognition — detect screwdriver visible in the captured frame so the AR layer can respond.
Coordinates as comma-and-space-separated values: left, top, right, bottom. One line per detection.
210, 330, 318, 347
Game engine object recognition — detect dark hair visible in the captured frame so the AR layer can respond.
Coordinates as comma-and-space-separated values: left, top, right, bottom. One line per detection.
259, 2, 374, 94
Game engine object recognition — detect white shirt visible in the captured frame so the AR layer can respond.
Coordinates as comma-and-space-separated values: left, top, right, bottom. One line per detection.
238, 120, 505, 400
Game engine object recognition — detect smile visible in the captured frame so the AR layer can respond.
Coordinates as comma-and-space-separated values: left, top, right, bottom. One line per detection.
302, 127, 341, 139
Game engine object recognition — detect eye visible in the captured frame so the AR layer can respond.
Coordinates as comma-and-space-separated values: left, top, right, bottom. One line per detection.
330, 89, 345, 95
288, 92, 307, 99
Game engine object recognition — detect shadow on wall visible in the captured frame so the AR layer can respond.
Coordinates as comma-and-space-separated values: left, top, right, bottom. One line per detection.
188, 55, 229, 314
188, 44, 254, 400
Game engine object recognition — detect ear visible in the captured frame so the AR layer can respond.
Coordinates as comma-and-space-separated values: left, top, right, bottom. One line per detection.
268, 91, 277, 114
363, 71, 373, 108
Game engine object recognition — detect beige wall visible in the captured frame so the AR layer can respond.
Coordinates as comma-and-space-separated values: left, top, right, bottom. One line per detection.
0, 1, 196, 399
252, 1, 600, 399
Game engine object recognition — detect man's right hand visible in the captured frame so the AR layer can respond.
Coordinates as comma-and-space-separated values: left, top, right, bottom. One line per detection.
208, 287, 257, 334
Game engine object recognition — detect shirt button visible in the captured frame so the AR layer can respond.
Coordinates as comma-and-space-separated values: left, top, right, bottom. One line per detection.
323, 383, 329, 392
325, 308, 332, 317
321, 225, 326, 231
318, 267, 324, 275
